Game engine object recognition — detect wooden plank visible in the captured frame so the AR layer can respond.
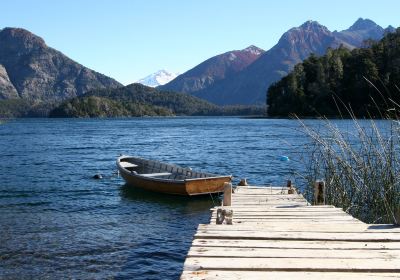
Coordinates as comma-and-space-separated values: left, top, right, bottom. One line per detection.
199, 224, 400, 233
231, 195, 306, 198
211, 212, 349, 216
234, 189, 285, 193
187, 246, 400, 259
141, 172, 172, 177
181, 271, 400, 280
224, 205, 336, 208
231, 201, 309, 204
231, 196, 306, 199
212, 220, 365, 224
192, 239, 400, 249
195, 230, 400, 241
181, 185, 400, 278
210, 212, 350, 217
210, 207, 345, 212
229, 203, 309, 206
231, 194, 305, 198
119, 162, 138, 168
210, 214, 359, 219
209, 216, 362, 221
210, 217, 360, 222
237, 186, 285, 189
212, 205, 340, 211
183, 257, 400, 272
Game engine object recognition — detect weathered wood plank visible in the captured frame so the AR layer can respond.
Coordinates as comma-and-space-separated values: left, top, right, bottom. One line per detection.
192, 239, 400, 249
181, 186, 400, 279
195, 230, 400, 241
232, 194, 305, 198
187, 246, 400, 259
199, 224, 400, 233
223, 205, 336, 208
209, 217, 360, 222
181, 271, 400, 280
213, 211, 349, 218
183, 257, 400, 272
228, 203, 310, 206
210, 207, 345, 212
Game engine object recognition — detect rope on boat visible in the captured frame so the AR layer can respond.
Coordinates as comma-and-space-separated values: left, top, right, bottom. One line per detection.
208, 192, 217, 207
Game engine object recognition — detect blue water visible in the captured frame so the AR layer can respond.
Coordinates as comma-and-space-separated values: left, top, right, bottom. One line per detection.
0, 117, 312, 279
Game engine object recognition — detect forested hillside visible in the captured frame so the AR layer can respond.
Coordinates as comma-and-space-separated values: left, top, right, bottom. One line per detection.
267, 29, 400, 117
50, 83, 265, 117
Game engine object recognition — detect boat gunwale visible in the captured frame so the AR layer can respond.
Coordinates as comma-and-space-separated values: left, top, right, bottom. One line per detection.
116, 155, 232, 184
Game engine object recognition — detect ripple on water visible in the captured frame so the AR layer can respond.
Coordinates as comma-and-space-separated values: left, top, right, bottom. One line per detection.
0, 117, 318, 279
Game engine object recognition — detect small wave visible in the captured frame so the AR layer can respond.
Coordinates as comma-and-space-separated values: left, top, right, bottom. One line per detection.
0, 201, 51, 208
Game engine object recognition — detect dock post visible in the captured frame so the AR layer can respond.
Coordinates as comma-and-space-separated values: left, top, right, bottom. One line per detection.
314, 180, 325, 205
287, 180, 295, 194
223, 182, 232, 206
238, 178, 248, 186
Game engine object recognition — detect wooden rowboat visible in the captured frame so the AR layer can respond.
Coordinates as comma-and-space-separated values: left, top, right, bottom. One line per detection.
116, 155, 232, 196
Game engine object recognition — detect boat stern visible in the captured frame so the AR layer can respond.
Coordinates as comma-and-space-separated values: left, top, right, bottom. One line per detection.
185, 176, 232, 196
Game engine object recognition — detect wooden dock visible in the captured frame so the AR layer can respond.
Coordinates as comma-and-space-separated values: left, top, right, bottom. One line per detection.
181, 185, 400, 279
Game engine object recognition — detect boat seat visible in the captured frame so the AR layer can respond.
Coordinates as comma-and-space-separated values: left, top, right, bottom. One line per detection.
140, 172, 172, 177
120, 162, 138, 168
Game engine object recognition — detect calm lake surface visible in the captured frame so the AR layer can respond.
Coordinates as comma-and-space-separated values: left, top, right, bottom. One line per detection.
0, 117, 364, 279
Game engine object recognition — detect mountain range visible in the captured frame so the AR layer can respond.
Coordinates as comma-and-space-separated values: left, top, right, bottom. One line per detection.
0, 28, 121, 105
161, 18, 395, 105
137, 70, 178, 87
0, 18, 396, 117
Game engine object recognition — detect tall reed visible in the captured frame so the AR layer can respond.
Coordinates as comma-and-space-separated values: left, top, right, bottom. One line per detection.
298, 104, 400, 224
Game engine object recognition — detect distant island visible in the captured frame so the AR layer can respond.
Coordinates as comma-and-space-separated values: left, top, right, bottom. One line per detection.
49, 83, 265, 117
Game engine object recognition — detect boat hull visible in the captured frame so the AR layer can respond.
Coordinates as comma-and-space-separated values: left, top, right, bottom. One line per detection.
117, 156, 231, 196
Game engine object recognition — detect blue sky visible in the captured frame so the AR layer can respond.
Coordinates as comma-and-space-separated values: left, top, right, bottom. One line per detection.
1, 0, 399, 85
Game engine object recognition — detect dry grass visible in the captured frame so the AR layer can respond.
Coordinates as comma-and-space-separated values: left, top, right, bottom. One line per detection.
297, 99, 400, 224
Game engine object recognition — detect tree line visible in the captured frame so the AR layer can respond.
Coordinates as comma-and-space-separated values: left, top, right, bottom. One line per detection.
49, 83, 266, 118
267, 29, 400, 117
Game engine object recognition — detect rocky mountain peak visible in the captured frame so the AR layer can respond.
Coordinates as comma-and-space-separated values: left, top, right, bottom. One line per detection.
0, 27, 122, 107
299, 20, 328, 32
0, 28, 46, 52
243, 45, 264, 55
385, 25, 396, 33
277, 20, 335, 53
282, 20, 331, 43
349, 18, 378, 31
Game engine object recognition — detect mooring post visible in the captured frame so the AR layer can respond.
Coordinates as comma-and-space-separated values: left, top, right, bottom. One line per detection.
395, 206, 400, 226
238, 178, 248, 186
287, 180, 295, 194
223, 182, 232, 206
216, 208, 233, 225
216, 208, 224, 224
314, 180, 325, 205
224, 209, 233, 225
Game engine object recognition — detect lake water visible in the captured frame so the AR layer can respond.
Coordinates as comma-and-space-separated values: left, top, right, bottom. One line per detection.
0, 117, 334, 279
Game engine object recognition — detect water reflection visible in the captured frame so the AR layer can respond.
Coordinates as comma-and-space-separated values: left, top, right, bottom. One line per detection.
119, 184, 218, 211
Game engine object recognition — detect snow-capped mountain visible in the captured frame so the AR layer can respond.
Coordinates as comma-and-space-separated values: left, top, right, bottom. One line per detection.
137, 70, 178, 87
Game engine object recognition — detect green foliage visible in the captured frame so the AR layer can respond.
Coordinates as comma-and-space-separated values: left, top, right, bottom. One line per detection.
49, 83, 266, 118
267, 29, 400, 117
49, 96, 173, 118
0, 99, 56, 117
